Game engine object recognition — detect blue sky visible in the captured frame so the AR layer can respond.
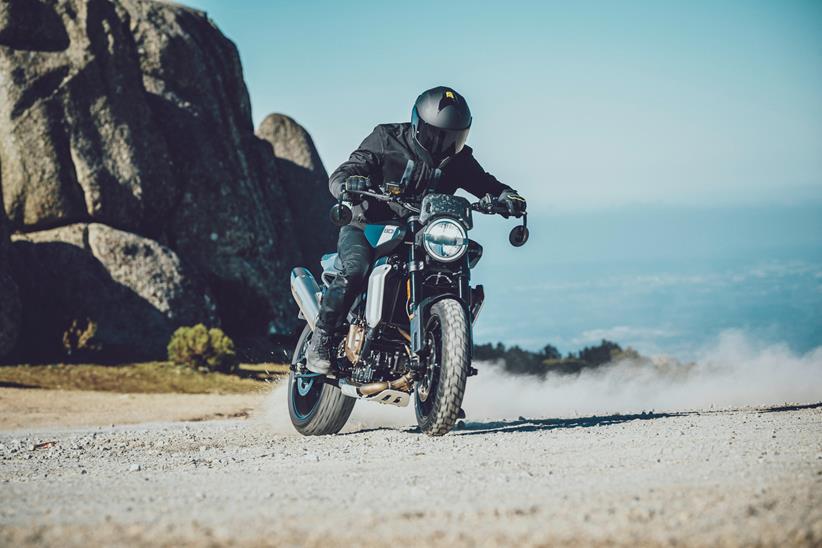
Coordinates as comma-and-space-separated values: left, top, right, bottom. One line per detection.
182, 0, 822, 210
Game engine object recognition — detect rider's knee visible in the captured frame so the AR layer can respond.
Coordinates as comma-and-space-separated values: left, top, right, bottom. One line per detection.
343, 259, 370, 285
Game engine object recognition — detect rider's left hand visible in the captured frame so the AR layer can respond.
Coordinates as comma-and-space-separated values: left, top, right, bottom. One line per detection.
499, 189, 527, 217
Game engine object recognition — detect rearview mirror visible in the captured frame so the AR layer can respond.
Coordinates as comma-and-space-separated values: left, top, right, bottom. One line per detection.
509, 225, 529, 247
329, 203, 352, 227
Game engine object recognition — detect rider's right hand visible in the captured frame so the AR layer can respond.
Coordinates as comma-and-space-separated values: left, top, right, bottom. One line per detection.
342, 175, 369, 203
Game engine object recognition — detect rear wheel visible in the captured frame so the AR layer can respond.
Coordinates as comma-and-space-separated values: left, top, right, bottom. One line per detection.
415, 298, 470, 436
288, 325, 355, 435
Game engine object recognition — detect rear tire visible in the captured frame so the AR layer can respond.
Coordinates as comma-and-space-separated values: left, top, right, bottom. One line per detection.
288, 325, 355, 436
415, 298, 470, 436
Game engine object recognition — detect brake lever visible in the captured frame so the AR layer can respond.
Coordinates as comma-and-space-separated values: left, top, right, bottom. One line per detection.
401, 201, 421, 214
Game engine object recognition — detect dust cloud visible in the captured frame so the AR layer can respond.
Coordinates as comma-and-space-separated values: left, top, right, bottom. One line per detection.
263, 330, 822, 433
462, 330, 822, 420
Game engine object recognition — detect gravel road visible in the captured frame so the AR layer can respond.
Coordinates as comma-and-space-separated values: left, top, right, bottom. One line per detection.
2, 396, 820, 547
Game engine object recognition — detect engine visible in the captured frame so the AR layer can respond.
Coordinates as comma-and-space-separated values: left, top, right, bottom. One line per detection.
342, 321, 409, 384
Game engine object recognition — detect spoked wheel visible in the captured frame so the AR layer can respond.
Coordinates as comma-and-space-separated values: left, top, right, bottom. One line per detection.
415, 298, 470, 436
287, 325, 355, 436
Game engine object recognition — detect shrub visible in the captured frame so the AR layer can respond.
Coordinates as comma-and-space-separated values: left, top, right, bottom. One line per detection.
63, 318, 102, 356
167, 324, 237, 373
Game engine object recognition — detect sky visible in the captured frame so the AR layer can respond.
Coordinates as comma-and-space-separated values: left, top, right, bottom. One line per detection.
181, 0, 822, 211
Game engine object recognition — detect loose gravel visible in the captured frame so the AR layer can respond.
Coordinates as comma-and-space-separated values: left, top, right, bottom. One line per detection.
1, 404, 820, 547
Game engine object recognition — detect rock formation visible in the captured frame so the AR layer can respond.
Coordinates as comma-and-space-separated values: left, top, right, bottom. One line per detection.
0, 0, 333, 361
257, 114, 336, 268
11, 223, 216, 360
120, 0, 307, 336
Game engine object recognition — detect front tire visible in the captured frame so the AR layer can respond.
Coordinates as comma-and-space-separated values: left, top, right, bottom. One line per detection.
415, 298, 470, 436
288, 325, 355, 435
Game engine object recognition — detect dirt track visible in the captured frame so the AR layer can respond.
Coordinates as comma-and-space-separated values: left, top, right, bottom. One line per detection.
1, 389, 820, 547
0, 388, 264, 430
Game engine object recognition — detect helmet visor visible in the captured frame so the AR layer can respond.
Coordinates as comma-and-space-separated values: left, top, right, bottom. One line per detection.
416, 118, 470, 164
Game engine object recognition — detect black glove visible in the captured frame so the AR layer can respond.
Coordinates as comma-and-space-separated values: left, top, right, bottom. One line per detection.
341, 175, 370, 203
499, 189, 527, 217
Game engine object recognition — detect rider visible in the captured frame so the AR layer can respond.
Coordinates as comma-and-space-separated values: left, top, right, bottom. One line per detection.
306, 86, 527, 373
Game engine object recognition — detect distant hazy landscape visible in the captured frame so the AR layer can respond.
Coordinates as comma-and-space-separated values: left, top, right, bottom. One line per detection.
471, 202, 822, 359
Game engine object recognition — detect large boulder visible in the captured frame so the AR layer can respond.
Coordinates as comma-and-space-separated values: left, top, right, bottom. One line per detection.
257, 114, 336, 267
119, 0, 303, 335
0, 0, 175, 234
11, 223, 216, 361
0, 198, 20, 359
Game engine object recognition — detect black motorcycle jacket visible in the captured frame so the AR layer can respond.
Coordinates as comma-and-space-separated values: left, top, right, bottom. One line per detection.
329, 123, 512, 228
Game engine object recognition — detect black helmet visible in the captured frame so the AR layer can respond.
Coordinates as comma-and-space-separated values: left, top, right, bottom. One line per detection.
411, 86, 472, 167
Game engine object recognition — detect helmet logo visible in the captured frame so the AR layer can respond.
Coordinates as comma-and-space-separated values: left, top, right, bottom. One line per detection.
438, 90, 459, 112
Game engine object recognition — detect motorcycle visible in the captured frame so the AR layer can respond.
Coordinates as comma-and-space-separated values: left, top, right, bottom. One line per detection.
287, 161, 528, 436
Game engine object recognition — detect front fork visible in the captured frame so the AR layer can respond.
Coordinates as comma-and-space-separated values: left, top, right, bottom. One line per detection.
406, 217, 480, 369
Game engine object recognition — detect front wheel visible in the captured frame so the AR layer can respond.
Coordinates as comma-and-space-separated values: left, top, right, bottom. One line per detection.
415, 298, 470, 436
288, 325, 355, 435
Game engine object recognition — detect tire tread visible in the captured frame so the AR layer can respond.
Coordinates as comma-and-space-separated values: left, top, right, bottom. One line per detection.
418, 299, 470, 436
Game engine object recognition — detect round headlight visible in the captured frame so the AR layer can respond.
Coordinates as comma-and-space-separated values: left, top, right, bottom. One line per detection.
423, 218, 468, 262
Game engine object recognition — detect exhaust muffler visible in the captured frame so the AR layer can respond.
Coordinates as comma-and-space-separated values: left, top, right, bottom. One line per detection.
290, 267, 321, 330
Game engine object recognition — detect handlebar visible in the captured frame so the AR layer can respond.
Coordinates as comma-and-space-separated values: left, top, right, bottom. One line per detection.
344, 189, 421, 214
335, 190, 528, 246
345, 190, 523, 219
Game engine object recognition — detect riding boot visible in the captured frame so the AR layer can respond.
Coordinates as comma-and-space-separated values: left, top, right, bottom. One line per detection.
305, 325, 333, 374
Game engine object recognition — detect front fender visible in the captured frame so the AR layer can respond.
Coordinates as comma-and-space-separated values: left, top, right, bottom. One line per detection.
410, 294, 472, 357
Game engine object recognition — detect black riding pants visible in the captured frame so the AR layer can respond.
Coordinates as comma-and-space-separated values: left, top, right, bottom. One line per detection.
316, 225, 373, 331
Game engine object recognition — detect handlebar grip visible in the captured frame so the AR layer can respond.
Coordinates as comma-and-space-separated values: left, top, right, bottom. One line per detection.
473, 199, 510, 215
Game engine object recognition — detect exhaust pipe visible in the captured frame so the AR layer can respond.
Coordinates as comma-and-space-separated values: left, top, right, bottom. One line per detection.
342, 371, 414, 396
290, 267, 321, 330
337, 372, 414, 407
